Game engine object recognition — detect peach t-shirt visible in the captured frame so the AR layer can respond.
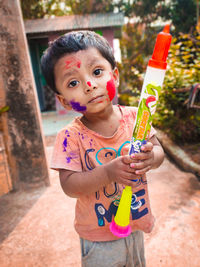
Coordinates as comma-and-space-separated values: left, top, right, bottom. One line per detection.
51, 105, 156, 241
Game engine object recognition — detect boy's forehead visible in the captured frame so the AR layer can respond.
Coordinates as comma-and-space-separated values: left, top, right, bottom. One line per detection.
59, 47, 105, 66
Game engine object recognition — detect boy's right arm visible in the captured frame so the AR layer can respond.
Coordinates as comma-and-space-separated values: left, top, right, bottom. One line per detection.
59, 154, 139, 198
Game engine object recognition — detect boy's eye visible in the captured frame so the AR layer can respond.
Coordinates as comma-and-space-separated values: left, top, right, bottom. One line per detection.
68, 80, 79, 88
93, 69, 103, 76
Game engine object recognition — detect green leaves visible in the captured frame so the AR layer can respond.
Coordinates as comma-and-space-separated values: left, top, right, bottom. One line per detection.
153, 29, 200, 143
0, 106, 9, 115
20, 0, 115, 19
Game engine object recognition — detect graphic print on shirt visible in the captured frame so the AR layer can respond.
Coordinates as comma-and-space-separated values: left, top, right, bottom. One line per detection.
63, 130, 149, 227
95, 189, 148, 226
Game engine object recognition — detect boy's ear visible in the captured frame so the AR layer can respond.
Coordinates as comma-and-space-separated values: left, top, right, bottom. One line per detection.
56, 94, 72, 110
112, 67, 119, 87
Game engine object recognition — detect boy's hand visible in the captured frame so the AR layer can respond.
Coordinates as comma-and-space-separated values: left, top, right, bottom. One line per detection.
130, 142, 154, 175
104, 154, 141, 187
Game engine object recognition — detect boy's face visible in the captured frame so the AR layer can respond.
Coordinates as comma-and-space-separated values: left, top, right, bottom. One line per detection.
54, 47, 119, 115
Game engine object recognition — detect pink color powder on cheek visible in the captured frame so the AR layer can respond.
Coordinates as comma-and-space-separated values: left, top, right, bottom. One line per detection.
106, 77, 116, 101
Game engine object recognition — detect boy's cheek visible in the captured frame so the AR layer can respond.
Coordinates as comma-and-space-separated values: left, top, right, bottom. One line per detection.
106, 76, 116, 101
70, 100, 87, 112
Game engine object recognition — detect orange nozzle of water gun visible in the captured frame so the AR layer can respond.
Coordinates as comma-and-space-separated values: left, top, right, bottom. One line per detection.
148, 24, 172, 70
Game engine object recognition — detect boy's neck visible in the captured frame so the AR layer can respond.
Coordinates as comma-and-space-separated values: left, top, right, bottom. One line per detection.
82, 104, 114, 122
80, 104, 121, 137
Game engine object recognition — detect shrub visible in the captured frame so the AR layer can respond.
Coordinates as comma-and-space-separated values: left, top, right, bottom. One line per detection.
118, 23, 156, 105
153, 28, 200, 143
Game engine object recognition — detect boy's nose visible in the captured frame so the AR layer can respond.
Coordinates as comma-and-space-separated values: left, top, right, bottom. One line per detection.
84, 81, 97, 93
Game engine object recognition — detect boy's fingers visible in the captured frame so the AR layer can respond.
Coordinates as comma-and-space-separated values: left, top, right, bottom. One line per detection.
130, 151, 152, 161
135, 165, 151, 175
122, 155, 133, 164
141, 142, 153, 152
130, 159, 152, 170
122, 150, 153, 164
120, 179, 135, 187
120, 173, 140, 184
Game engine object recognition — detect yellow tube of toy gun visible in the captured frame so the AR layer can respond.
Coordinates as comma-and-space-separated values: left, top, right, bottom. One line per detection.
114, 186, 132, 226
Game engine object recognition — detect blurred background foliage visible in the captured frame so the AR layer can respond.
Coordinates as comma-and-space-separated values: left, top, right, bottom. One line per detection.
153, 29, 200, 143
20, 0, 200, 142
116, 0, 200, 143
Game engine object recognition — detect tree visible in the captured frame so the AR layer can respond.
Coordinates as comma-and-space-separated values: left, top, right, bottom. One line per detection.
20, 0, 115, 19
168, 0, 197, 34
118, 0, 198, 98
115, 0, 169, 25
115, 0, 197, 34
67, 0, 114, 14
118, 22, 156, 98
20, 0, 69, 19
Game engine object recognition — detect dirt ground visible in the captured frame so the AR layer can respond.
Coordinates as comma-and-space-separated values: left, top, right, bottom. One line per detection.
179, 143, 200, 165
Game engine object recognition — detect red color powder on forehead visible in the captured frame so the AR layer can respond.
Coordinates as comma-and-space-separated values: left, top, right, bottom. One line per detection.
87, 81, 91, 87
65, 60, 81, 69
77, 61, 81, 68
106, 78, 116, 101
65, 60, 73, 69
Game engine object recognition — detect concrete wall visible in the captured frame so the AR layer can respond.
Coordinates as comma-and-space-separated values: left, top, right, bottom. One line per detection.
0, 0, 49, 190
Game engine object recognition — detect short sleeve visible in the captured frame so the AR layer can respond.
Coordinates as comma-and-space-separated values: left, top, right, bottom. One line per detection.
50, 127, 82, 172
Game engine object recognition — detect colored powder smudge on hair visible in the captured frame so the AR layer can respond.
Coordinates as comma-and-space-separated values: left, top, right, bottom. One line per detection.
70, 100, 86, 112
87, 81, 91, 87
106, 77, 116, 101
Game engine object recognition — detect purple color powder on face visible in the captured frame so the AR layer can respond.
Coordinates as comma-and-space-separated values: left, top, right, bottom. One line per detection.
70, 100, 86, 112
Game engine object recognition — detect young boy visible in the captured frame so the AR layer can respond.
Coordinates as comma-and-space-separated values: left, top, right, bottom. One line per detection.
41, 31, 164, 267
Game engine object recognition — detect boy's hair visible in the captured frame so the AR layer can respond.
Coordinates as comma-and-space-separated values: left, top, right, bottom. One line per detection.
41, 30, 116, 94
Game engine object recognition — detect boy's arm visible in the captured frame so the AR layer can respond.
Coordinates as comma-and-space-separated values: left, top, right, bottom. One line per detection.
149, 135, 165, 169
59, 154, 140, 198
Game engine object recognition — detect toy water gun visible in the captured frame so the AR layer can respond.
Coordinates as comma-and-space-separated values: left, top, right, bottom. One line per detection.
110, 25, 172, 237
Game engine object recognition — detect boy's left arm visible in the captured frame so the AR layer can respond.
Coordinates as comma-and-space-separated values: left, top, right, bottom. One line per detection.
130, 135, 165, 175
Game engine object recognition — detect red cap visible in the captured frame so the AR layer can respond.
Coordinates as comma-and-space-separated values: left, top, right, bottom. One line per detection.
148, 24, 172, 69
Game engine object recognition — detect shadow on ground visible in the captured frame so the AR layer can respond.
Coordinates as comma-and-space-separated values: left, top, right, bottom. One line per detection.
0, 186, 47, 244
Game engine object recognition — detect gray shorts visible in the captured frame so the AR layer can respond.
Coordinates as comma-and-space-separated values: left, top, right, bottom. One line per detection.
80, 231, 145, 267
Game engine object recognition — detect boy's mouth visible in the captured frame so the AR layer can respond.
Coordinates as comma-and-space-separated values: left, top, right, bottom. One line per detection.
88, 95, 104, 103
